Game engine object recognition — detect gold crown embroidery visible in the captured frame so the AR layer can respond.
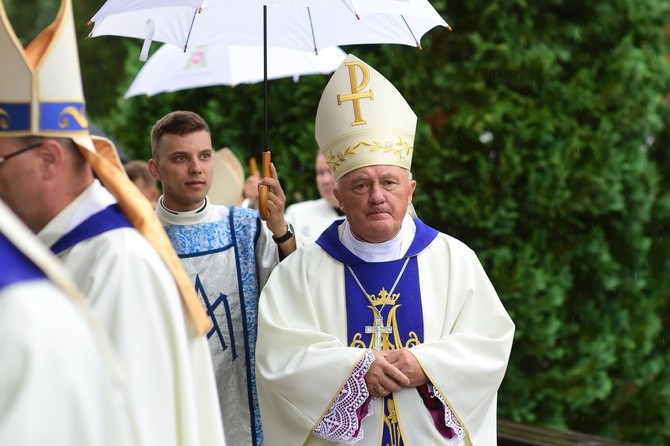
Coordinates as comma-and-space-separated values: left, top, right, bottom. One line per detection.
369, 287, 400, 307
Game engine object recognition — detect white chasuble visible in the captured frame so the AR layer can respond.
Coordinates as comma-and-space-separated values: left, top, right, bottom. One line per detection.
0, 232, 139, 446
159, 200, 280, 446
256, 219, 515, 446
39, 182, 225, 446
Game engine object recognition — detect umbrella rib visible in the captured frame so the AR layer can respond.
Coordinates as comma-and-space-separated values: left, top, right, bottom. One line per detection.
183, 7, 201, 52
400, 15, 421, 50
306, 7, 318, 54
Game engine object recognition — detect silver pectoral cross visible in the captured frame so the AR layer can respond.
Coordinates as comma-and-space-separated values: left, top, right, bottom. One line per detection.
365, 315, 393, 351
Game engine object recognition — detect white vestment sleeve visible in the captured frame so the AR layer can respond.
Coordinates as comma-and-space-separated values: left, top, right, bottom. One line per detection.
256, 244, 366, 446
0, 282, 140, 446
408, 235, 515, 444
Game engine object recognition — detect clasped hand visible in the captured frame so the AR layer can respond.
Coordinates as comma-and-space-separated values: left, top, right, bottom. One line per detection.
365, 348, 428, 398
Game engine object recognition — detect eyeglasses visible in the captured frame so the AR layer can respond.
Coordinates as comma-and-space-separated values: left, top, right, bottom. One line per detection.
0, 141, 42, 166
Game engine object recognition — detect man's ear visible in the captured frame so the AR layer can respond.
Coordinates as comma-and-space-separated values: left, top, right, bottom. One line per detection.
37, 139, 63, 179
333, 188, 344, 210
147, 158, 161, 180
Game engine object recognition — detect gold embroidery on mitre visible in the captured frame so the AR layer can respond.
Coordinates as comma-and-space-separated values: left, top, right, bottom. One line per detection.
58, 106, 89, 129
363, 136, 413, 159
324, 144, 359, 171
0, 109, 9, 129
323, 136, 413, 173
337, 60, 374, 126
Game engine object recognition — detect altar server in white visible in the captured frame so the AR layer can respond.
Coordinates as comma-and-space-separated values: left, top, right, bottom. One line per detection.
285, 152, 345, 239
256, 54, 515, 446
0, 1, 224, 445
149, 110, 302, 446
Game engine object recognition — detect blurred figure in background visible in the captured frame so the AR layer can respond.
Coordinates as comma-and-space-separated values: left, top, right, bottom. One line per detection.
285, 152, 345, 240
208, 148, 245, 207
125, 159, 160, 208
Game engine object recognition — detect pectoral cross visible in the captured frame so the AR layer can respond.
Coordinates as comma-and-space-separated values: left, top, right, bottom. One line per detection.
365, 315, 392, 351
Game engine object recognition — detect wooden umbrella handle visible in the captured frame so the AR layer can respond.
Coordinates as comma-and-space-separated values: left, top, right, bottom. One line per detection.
258, 151, 271, 220
261, 151, 271, 178
249, 157, 258, 177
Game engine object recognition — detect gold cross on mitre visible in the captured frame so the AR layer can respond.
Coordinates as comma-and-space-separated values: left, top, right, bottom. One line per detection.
315, 54, 418, 182
337, 60, 374, 126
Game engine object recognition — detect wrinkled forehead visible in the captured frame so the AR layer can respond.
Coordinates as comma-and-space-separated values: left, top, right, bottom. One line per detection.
341, 165, 410, 182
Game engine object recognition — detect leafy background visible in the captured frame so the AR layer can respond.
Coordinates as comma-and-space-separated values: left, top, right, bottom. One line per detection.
6, 0, 670, 443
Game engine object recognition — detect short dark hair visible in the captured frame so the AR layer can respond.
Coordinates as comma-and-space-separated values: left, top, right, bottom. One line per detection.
150, 111, 210, 159
124, 160, 154, 186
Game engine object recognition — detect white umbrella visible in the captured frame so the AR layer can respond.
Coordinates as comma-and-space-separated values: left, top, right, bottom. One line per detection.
89, 1, 449, 56
89, 0, 449, 150
125, 44, 347, 98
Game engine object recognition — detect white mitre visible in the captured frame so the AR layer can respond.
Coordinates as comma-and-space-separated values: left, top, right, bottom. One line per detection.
315, 54, 417, 181
0, 0, 120, 166
209, 147, 245, 206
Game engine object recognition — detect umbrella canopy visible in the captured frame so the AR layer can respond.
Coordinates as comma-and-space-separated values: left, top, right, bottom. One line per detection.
89, 0, 449, 55
125, 44, 347, 97
89, 0, 449, 152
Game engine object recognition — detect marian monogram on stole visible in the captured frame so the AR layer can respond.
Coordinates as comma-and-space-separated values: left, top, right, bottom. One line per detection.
346, 258, 422, 446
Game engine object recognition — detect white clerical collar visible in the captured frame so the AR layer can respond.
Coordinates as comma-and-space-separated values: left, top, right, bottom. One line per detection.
156, 196, 213, 226
340, 213, 416, 263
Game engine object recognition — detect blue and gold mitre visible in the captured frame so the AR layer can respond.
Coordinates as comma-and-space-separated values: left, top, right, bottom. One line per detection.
0, 0, 116, 160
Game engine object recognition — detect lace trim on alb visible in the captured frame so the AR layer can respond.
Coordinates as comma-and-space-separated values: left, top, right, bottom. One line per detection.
429, 383, 466, 444
314, 351, 376, 443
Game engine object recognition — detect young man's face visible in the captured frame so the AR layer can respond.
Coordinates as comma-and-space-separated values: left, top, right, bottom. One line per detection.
149, 130, 214, 212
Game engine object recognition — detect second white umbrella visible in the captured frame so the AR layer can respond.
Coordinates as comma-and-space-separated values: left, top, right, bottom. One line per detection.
125, 44, 347, 98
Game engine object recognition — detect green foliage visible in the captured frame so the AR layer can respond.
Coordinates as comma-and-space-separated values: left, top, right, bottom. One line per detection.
10, 0, 670, 443
430, 1, 670, 443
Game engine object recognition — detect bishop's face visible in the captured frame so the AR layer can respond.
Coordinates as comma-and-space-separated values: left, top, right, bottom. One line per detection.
334, 165, 415, 243
149, 130, 214, 212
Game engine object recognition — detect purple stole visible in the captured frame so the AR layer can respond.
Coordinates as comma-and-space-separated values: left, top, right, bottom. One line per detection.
317, 219, 439, 446
0, 232, 46, 290
50, 204, 131, 255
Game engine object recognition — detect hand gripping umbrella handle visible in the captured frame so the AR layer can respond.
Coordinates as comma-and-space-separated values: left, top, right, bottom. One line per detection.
258, 151, 271, 220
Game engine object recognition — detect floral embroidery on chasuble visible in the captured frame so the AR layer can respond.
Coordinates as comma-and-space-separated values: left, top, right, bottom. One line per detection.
162, 207, 263, 446
346, 257, 423, 446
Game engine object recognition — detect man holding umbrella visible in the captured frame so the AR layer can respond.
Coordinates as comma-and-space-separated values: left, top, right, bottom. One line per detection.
148, 109, 303, 446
